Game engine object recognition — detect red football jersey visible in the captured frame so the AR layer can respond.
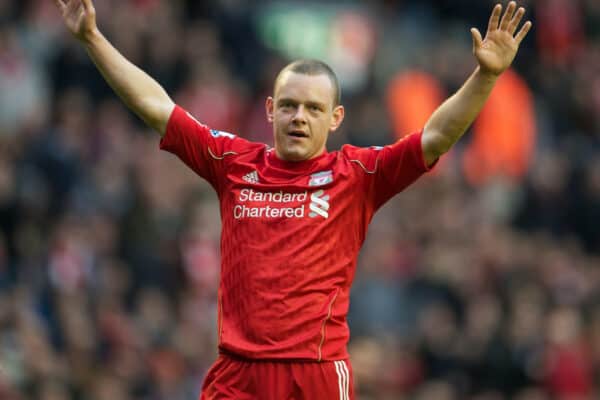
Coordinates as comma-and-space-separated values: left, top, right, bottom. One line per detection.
160, 105, 433, 361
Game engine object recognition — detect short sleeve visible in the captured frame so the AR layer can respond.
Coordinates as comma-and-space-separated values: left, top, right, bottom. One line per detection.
344, 131, 434, 210
160, 105, 251, 190
372, 131, 434, 208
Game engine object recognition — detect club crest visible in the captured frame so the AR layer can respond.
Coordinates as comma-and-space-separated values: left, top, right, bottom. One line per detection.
308, 170, 333, 187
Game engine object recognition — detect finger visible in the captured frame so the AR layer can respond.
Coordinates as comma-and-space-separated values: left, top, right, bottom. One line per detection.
487, 4, 502, 35
53, 0, 66, 12
515, 20, 532, 44
65, 0, 83, 17
81, 0, 95, 12
508, 7, 526, 35
65, 0, 79, 14
500, 1, 517, 31
471, 28, 483, 50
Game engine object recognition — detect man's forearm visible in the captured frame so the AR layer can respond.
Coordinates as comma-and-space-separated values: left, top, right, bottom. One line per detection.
82, 29, 174, 135
422, 67, 498, 164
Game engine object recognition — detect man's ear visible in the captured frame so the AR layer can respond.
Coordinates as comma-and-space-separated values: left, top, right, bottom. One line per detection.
266, 97, 274, 123
329, 105, 345, 132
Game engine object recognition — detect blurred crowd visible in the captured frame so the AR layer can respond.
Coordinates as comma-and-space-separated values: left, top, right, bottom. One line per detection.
0, 0, 599, 399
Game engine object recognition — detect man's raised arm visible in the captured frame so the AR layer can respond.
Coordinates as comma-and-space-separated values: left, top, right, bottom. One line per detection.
54, 0, 175, 136
421, 1, 532, 166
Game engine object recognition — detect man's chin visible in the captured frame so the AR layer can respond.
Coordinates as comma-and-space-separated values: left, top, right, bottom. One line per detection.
278, 148, 310, 162
283, 152, 308, 162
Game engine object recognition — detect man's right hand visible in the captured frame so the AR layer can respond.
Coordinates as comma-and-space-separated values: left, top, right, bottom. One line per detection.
54, 0, 98, 42
52, 0, 174, 136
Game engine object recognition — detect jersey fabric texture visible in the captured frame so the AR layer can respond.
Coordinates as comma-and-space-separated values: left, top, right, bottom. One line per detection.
160, 105, 433, 362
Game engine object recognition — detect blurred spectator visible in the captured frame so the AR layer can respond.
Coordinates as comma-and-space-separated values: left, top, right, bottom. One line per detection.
0, 23, 49, 137
0, 0, 598, 399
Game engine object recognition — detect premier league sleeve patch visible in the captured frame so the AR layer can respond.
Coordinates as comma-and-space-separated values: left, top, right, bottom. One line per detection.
308, 170, 333, 187
210, 129, 236, 139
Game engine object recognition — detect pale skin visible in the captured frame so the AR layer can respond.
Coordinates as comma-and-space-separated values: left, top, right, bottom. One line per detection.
53, 0, 175, 134
422, 1, 532, 166
266, 72, 345, 162
53, 0, 531, 166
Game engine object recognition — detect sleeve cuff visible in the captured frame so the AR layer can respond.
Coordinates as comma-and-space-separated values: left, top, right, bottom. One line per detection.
159, 104, 182, 151
416, 130, 438, 172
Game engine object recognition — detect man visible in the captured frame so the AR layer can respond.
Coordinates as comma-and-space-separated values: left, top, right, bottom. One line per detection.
54, 0, 531, 398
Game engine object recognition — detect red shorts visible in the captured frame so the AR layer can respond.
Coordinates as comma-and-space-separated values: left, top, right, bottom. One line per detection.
200, 354, 354, 400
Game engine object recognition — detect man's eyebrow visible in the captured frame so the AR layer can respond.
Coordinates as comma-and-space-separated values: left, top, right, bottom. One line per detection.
305, 100, 326, 108
278, 98, 326, 107
277, 98, 297, 104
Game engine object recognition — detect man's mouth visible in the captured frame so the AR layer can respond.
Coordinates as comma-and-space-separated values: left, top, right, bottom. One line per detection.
288, 130, 308, 138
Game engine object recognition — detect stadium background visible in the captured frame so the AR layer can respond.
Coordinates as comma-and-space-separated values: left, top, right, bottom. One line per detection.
0, 0, 599, 399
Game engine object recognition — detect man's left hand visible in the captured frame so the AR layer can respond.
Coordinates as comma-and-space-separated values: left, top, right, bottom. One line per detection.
471, 1, 532, 77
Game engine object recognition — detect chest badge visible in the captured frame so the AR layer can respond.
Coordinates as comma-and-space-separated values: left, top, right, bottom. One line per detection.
308, 170, 333, 187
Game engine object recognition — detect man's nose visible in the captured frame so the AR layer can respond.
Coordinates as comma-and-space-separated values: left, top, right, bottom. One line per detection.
292, 105, 307, 123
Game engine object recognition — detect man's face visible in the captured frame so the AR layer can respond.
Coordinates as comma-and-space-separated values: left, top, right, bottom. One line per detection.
266, 71, 344, 161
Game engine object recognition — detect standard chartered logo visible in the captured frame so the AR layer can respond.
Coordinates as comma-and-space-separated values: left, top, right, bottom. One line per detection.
309, 190, 330, 219
233, 189, 330, 220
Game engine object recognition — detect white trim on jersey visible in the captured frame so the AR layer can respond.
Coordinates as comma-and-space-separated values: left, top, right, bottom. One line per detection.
334, 360, 349, 400
350, 158, 379, 174
207, 147, 238, 160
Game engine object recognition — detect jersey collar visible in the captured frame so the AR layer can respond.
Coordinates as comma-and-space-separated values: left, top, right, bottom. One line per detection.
266, 148, 331, 173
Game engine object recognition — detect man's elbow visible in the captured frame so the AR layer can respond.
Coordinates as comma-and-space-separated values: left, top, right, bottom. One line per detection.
422, 127, 453, 160
136, 98, 175, 135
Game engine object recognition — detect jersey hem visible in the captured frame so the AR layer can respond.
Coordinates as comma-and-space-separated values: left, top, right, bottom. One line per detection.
218, 348, 350, 363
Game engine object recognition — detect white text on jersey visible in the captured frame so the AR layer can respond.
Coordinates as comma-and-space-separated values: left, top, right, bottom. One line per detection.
233, 189, 329, 220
